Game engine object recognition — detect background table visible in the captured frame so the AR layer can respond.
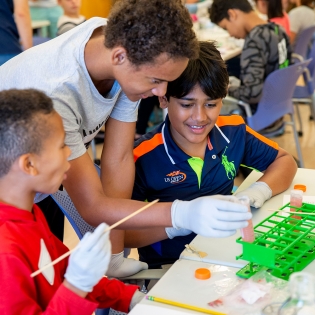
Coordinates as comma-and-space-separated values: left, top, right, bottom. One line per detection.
196, 27, 243, 61
31, 20, 50, 37
180, 168, 315, 274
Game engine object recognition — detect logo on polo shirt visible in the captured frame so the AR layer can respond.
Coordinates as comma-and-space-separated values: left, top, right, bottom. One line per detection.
164, 170, 187, 184
222, 146, 236, 180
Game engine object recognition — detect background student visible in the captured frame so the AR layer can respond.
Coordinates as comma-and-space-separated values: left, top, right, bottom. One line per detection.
288, 0, 315, 47
131, 41, 297, 267
0, 88, 143, 314
0, 0, 251, 278
57, 0, 86, 36
209, 0, 291, 119
255, 0, 291, 35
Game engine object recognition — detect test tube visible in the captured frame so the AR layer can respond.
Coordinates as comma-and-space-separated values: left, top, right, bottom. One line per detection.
238, 196, 255, 243
290, 189, 303, 220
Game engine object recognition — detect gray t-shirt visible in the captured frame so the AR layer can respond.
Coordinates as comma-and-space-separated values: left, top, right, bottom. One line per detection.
0, 17, 139, 160
289, 5, 315, 35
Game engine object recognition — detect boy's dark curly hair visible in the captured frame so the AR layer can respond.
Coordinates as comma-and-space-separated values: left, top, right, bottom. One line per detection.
0, 89, 54, 177
104, 0, 199, 66
166, 41, 229, 101
209, 0, 253, 25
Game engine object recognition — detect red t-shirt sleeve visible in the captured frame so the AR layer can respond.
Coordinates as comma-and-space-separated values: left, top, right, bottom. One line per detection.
88, 277, 139, 313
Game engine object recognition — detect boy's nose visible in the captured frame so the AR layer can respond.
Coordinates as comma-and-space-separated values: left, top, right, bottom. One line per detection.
192, 106, 207, 121
152, 82, 168, 97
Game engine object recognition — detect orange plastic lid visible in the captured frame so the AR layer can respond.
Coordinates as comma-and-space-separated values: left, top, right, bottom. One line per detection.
294, 184, 307, 192
195, 268, 211, 280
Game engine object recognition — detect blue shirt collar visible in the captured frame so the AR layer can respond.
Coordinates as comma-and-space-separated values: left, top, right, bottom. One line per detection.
162, 115, 230, 165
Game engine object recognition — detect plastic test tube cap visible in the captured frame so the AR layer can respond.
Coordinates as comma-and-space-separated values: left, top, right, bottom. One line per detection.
195, 268, 211, 280
294, 184, 307, 192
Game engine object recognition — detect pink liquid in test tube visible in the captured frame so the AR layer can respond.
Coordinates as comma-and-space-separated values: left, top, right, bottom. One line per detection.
290, 189, 303, 220
238, 196, 255, 243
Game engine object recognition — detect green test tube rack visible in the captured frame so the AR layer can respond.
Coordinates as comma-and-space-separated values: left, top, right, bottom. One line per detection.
235, 202, 315, 281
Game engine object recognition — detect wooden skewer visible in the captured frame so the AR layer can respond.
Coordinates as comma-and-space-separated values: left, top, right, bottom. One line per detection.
31, 199, 159, 278
268, 209, 315, 216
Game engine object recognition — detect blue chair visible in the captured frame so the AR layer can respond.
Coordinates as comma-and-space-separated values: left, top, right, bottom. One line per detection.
225, 59, 311, 168
293, 25, 315, 60
292, 32, 315, 136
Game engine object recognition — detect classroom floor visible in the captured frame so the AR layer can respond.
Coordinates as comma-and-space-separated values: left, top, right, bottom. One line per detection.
63, 102, 315, 260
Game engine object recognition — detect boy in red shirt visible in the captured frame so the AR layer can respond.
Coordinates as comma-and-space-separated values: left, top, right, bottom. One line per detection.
0, 89, 142, 314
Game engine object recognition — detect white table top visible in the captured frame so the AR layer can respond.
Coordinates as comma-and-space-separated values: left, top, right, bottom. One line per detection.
195, 27, 243, 61
180, 168, 315, 274
130, 259, 242, 315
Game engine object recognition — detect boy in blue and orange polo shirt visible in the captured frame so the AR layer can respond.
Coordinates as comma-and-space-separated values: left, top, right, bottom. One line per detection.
132, 41, 297, 268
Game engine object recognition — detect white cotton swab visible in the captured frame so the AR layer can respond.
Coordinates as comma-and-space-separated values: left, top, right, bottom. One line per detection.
31, 199, 159, 278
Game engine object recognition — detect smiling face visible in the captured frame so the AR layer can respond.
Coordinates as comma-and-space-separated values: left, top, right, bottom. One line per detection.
34, 112, 71, 194
160, 84, 222, 156
114, 53, 189, 102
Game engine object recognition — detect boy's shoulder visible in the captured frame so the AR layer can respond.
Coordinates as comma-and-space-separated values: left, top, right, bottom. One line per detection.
216, 115, 245, 128
247, 22, 285, 40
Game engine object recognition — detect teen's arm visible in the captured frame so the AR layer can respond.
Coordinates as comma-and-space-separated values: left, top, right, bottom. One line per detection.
100, 117, 135, 199
257, 147, 297, 195
235, 148, 296, 208
124, 228, 168, 248
13, 0, 33, 50
63, 153, 172, 227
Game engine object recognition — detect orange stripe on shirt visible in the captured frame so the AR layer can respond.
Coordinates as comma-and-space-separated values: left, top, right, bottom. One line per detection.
216, 115, 245, 127
134, 133, 164, 162
246, 125, 279, 150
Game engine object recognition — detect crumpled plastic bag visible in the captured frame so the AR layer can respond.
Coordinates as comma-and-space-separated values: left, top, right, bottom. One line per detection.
208, 270, 289, 315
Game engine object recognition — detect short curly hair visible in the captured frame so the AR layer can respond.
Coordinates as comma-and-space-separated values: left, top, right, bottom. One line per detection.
104, 0, 199, 66
0, 89, 54, 178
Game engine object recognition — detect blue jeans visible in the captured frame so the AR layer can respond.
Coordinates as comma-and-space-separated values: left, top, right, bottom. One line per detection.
0, 54, 18, 66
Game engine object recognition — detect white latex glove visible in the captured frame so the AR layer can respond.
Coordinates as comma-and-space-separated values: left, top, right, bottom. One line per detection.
171, 196, 251, 238
129, 290, 145, 310
234, 182, 272, 208
166, 196, 240, 238
165, 227, 192, 239
64, 223, 111, 292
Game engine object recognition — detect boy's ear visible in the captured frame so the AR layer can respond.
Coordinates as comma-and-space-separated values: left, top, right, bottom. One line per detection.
227, 9, 237, 21
18, 154, 38, 176
159, 96, 169, 109
111, 47, 127, 65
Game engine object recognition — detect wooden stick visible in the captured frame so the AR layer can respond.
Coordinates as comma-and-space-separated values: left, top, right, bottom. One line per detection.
31, 199, 159, 278
268, 209, 315, 216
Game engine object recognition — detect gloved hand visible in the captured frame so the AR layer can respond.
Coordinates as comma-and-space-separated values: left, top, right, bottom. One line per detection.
64, 223, 111, 292
171, 195, 252, 238
208, 194, 241, 202
165, 227, 192, 239
234, 182, 272, 208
